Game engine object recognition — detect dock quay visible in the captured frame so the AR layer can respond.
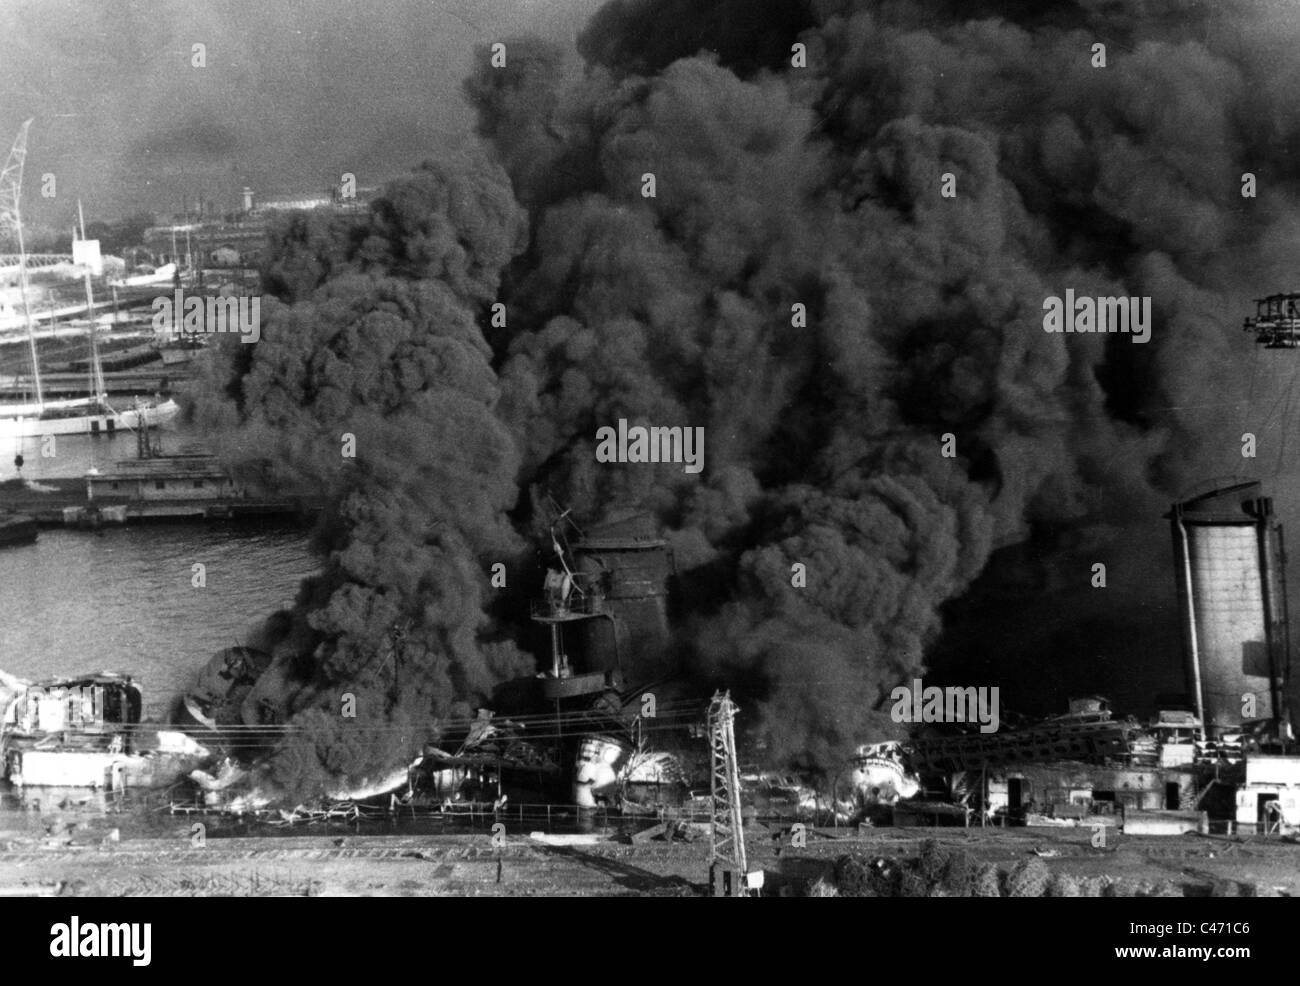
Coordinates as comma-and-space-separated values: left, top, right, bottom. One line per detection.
0, 367, 190, 398
0, 476, 319, 527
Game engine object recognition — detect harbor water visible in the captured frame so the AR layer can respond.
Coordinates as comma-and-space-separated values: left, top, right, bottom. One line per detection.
2, 417, 190, 483
0, 426, 317, 719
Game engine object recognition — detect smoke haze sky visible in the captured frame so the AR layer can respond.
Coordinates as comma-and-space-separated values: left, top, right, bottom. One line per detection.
1, 0, 600, 225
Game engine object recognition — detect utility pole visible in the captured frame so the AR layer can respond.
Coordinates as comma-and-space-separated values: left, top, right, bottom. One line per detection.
707, 691, 754, 897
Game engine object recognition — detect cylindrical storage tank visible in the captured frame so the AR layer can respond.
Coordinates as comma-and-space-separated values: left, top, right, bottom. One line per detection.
1169, 482, 1289, 738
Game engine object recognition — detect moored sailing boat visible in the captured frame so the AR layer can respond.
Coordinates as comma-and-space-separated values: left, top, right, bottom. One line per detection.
0, 179, 178, 437
0, 395, 180, 439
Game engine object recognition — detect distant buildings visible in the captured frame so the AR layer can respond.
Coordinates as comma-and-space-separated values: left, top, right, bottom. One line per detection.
141, 180, 377, 267
142, 221, 265, 268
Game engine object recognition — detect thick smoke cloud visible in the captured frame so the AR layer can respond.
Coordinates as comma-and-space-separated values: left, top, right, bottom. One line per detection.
196, 0, 1300, 787
473, 0, 1291, 762
191, 154, 530, 795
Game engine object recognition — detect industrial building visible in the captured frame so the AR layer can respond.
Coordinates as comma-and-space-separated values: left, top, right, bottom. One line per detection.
140, 181, 377, 268
976, 482, 1300, 834
847, 481, 1300, 837
1169, 482, 1290, 738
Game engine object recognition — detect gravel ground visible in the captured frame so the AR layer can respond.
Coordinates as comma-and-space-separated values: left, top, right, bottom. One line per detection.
1, 822, 1297, 897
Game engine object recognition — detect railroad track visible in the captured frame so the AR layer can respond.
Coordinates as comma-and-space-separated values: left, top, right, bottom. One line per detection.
0, 837, 698, 865
0, 835, 709, 896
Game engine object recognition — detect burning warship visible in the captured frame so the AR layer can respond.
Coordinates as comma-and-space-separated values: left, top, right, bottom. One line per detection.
169, 509, 711, 815
155, 476, 1300, 837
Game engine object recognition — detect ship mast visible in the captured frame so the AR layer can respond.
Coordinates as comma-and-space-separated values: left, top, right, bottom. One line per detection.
77, 199, 105, 399
0, 120, 43, 408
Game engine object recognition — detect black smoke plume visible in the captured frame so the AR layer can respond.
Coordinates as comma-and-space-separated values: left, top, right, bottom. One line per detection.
194, 0, 1292, 788
190, 154, 531, 795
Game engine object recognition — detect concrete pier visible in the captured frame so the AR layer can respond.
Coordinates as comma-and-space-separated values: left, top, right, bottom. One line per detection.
0, 477, 319, 526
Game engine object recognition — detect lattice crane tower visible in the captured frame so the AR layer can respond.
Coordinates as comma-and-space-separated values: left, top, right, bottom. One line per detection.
708, 690, 755, 897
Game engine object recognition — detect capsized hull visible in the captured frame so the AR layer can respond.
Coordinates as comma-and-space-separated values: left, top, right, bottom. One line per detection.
0, 513, 37, 546
179, 645, 274, 732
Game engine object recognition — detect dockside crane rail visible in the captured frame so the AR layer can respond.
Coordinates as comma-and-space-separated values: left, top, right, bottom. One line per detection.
707, 690, 759, 897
